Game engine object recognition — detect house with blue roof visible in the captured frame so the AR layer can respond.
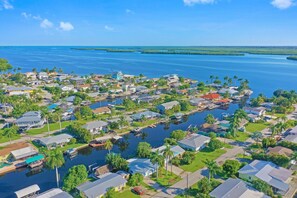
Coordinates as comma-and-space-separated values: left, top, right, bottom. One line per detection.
127, 158, 157, 177
112, 71, 123, 80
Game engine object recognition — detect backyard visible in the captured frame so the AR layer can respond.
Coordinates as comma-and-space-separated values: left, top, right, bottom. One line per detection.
152, 168, 182, 187
245, 122, 269, 133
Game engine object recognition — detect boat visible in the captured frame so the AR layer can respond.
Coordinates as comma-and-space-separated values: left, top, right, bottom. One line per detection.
65, 148, 78, 158
89, 140, 106, 147
172, 113, 184, 120
131, 127, 142, 133
148, 124, 156, 128
29, 160, 43, 169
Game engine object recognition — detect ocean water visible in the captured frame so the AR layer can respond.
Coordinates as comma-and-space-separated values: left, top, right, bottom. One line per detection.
1, 46, 297, 96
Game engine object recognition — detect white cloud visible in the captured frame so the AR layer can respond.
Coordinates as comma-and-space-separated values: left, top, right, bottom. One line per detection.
40, 19, 53, 29
183, 0, 215, 6
126, 9, 134, 14
59, 21, 74, 31
22, 12, 42, 20
271, 0, 295, 9
104, 25, 114, 31
1, 0, 13, 10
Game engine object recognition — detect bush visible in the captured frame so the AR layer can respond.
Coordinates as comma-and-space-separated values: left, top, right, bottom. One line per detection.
137, 142, 152, 158
63, 165, 88, 192
127, 173, 144, 187
252, 152, 290, 168
181, 151, 195, 165
222, 160, 241, 177
170, 130, 186, 141
252, 179, 274, 197
69, 138, 77, 145
208, 139, 223, 151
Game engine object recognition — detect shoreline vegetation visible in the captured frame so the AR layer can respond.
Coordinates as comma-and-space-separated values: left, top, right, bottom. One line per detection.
71, 46, 297, 58
287, 56, 297, 61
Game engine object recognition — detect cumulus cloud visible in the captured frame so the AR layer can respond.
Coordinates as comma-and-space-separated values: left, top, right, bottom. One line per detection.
104, 25, 114, 31
183, 0, 215, 6
271, 0, 295, 9
1, 0, 13, 10
59, 21, 74, 31
21, 12, 42, 20
40, 19, 53, 29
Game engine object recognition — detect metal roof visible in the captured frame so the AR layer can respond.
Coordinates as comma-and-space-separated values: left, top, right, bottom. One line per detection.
36, 188, 73, 198
15, 184, 40, 198
38, 134, 73, 146
178, 134, 210, 150
11, 146, 38, 160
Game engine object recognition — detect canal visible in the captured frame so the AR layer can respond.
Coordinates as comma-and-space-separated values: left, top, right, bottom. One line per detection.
0, 103, 239, 198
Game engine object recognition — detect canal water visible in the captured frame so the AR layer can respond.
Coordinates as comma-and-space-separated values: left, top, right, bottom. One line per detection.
0, 103, 239, 197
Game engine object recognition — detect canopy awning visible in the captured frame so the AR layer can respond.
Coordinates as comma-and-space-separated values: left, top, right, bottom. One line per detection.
25, 154, 44, 164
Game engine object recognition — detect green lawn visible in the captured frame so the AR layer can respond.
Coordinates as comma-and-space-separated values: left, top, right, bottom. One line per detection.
115, 187, 139, 198
245, 122, 269, 133
152, 168, 182, 187
0, 134, 21, 144
233, 132, 250, 142
180, 149, 226, 172
132, 119, 158, 127
27, 121, 72, 135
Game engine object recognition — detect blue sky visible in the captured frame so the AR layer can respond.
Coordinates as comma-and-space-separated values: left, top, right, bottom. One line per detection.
0, 0, 297, 46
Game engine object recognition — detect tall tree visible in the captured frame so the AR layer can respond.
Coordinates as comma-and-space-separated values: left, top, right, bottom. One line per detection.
163, 144, 174, 175
105, 139, 113, 153
204, 159, 220, 181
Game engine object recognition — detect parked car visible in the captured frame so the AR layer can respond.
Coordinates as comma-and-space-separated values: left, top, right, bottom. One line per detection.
132, 186, 145, 195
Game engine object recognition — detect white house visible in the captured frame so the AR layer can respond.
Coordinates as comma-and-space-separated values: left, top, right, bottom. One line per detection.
178, 134, 210, 151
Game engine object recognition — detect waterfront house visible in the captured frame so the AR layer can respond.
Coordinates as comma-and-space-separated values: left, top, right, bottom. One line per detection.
25, 72, 37, 80
92, 107, 111, 115
178, 134, 210, 151
36, 133, 73, 149
137, 95, 160, 103
189, 98, 208, 108
238, 160, 292, 195
157, 101, 180, 114
267, 146, 293, 157
15, 184, 40, 198
127, 158, 157, 177
10, 146, 38, 161
243, 107, 266, 116
163, 74, 179, 84
56, 73, 69, 81
36, 188, 72, 198
152, 145, 185, 159
77, 173, 127, 198
70, 77, 85, 85
201, 93, 221, 101
5, 86, 33, 96
15, 111, 45, 129
83, 120, 108, 134
38, 72, 48, 80
218, 87, 239, 97
131, 111, 161, 121
112, 71, 123, 80
210, 178, 269, 198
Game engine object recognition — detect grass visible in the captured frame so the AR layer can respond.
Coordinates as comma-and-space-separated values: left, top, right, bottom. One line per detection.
0, 134, 21, 144
152, 168, 182, 187
27, 121, 72, 135
233, 132, 250, 142
180, 149, 227, 172
236, 153, 252, 160
132, 119, 158, 127
114, 187, 140, 198
265, 111, 286, 118
245, 122, 269, 133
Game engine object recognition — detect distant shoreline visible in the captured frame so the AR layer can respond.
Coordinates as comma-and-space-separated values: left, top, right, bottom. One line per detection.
287, 56, 297, 61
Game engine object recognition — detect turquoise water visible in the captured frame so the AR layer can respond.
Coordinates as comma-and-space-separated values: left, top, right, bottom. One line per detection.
1, 46, 297, 96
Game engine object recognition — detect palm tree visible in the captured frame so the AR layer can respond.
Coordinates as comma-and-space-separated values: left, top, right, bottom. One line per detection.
163, 144, 174, 175
204, 159, 220, 181
151, 150, 164, 178
251, 132, 263, 144
105, 140, 113, 153
45, 149, 65, 188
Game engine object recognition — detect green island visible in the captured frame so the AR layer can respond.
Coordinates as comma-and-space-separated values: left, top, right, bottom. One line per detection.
287, 56, 297, 61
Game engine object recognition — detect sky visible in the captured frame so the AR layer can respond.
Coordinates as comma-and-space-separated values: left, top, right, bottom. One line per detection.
0, 0, 297, 46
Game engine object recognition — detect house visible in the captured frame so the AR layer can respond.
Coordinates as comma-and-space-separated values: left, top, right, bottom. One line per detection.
127, 158, 157, 177
137, 95, 160, 103
60, 85, 74, 92
283, 134, 297, 143
15, 111, 45, 129
243, 107, 266, 116
56, 73, 68, 81
36, 188, 72, 198
288, 125, 297, 135
201, 93, 221, 101
0, 103, 13, 114
10, 146, 38, 161
267, 146, 293, 157
83, 121, 108, 134
15, 184, 40, 198
189, 98, 208, 108
178, 134, 210, 151
77, 173, 127, 198
112, 71, 123, 80
36, 134, 73, 149
157, 101, 180, 114
25, 72, 37, 80
239, 160, 292, 195
218, 87, 239, 97
210, 178, 269, 198
78, 84, 91, 91
38, 72, 48, 80
65, 96, 76, 103
136, 86, 149, 93
70, 77, 85, 85
163, 74, 179, 84
152, 145, 185, 158
5, 86, 33, 96
131, 111, 161, 121
92, 107, 111, 115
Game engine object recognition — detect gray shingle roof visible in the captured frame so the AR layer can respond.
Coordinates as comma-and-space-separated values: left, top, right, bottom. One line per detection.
11, 146, 38, 160
239, 160, 292, 192
159, 101, 179, 109
38, 134, 73, 146
128, 158, 156, 176
210, 178, 269, 198
131, 111, 161, 120
178, 134, 210, 150
83, 120, 108, 130
77, 173, 127, 198
36, 188, 73, 198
